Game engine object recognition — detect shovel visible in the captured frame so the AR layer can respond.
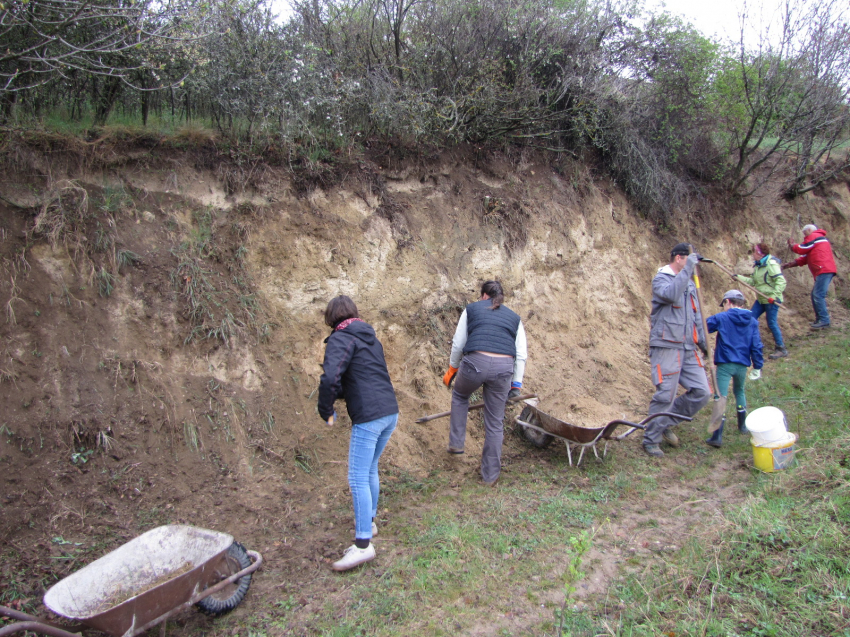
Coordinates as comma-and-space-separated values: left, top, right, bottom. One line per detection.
416, 393, 538, 423
691, 260, 718, 397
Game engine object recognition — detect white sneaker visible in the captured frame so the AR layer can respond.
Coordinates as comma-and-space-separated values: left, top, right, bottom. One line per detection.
371, 521, 378, 537
332, 544, 375, 571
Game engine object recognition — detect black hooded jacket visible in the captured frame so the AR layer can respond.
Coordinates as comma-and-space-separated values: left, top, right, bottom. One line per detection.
318, 320, 398, 424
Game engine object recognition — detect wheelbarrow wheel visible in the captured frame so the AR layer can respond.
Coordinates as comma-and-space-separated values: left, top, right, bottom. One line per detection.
519, 406, 554, 449
196, 541, 253, 615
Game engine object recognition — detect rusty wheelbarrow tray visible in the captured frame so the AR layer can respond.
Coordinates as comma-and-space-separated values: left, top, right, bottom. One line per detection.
516, 404, 692, 466
0, 525, 262, 637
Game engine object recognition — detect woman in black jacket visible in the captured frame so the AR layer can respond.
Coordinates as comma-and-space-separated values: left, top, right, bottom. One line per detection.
318, 295, 399, 571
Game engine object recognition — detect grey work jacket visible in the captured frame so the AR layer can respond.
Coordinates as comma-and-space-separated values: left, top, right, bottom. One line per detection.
649, 264, 705, 351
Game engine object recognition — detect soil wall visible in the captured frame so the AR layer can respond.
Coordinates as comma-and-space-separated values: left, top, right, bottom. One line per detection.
0, 144, 847, 601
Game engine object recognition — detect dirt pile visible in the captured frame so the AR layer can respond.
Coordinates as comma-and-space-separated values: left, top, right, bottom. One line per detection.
0, 143, 847, 623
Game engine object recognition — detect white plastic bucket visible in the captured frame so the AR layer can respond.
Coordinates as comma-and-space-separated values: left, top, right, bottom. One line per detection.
745, 406, 787, 445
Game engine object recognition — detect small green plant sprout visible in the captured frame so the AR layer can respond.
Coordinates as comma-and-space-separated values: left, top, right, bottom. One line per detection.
262, 411, 275, 433
97, 185, 133, 214
51, 537, 82, 546
116, 249, 141, 270
94, 221, 114, 253
840, 385, 850, 409
274, 595, 299, 612
555, 529, 593, 637
294, 449, 316, 473
96, 267, 115, 297
71, 448, 94, 465
183, 421, 199, 451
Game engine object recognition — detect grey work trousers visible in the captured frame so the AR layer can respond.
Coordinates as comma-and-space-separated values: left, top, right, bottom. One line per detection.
449, 352, 514, 483
644, 347, 711, 445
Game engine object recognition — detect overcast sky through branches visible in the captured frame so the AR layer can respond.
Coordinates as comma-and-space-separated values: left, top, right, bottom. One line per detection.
269, 0, 791, 43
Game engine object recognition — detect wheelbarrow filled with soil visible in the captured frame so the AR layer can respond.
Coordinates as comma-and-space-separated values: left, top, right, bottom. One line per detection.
516, 404, 691, 466
0, 524, 262, 637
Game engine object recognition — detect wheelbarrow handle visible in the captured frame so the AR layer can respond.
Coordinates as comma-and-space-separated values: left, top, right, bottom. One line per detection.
610, 412, 693, 441
127, 550, 263, 637
0, 620, 82, 637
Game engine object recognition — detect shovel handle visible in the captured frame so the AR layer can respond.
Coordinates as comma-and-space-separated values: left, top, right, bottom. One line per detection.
693, 263, 718, 396
416, 393, 538, 423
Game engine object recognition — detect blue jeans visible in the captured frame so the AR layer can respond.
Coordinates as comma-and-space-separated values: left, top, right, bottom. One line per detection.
812, 273, 834, 325
348, 413, 398, 540
750, 301, 784, 348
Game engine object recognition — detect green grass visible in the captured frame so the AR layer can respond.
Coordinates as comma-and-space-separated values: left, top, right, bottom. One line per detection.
611, 330, 850, 636
249, 329, 849, 637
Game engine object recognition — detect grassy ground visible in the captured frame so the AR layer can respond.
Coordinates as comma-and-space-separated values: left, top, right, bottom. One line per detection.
208, 327, 847, 636
2, 330, 847, 636
609, 328, 850, 636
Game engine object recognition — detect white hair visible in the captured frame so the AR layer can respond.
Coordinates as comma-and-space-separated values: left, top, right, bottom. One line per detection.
802, 224, 818, 235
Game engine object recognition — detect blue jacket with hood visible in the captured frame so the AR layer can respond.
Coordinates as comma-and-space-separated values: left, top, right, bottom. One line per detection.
706, 307, 764, 370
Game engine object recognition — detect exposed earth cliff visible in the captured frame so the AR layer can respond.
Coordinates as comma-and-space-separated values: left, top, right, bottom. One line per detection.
1, 141, 847, 633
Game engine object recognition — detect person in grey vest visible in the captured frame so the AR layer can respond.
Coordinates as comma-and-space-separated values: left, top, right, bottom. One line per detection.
643, 243, 711, 457
442, 280, 527, 485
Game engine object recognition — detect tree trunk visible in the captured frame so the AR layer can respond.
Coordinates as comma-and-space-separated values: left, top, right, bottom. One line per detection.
94, 76, 122, 125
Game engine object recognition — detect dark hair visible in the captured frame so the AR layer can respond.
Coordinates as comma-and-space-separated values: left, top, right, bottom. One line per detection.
324, 295, 359, 327
481, 280, 504, 309
754, 243, 770, 256
728, 297, 746, 308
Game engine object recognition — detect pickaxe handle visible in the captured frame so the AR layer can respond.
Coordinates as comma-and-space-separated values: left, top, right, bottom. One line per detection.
700, 258, 790, 312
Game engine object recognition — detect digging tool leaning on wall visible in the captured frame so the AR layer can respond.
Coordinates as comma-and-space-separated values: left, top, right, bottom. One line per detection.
443, 280, 527, 486
643, 243, 711, 458
318, 295, 400, 572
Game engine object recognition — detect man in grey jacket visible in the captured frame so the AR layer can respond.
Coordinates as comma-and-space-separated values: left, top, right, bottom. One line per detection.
643, 243, 711, 457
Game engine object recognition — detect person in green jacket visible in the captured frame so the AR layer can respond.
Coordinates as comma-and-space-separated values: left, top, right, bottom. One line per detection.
733, 243, 788, 359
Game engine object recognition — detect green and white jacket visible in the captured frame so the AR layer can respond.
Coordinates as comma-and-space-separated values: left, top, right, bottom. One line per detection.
738, 255, 786, 304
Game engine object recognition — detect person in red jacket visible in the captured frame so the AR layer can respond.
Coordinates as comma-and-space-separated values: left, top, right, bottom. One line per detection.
783, 224, 838, 330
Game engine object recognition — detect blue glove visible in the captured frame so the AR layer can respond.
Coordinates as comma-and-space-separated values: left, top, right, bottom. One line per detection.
508, 382, 522, 399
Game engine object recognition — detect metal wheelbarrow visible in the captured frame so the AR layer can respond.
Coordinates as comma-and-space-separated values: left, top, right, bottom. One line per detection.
0, 524, 262, 637
516, 404, 692, 466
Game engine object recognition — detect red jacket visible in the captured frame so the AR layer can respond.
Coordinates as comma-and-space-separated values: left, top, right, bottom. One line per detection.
788, 229, 837, 279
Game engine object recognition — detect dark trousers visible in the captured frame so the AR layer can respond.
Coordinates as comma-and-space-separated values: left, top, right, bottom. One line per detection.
449, 352, 514, 483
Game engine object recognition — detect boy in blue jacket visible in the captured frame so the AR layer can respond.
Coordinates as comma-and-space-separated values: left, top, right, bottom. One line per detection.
705, 290, 764, 447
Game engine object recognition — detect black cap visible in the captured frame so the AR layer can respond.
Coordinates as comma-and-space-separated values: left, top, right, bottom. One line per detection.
671, 243, 691, 257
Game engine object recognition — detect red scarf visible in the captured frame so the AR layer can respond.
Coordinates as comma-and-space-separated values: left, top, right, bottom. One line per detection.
335, 317, 363, 331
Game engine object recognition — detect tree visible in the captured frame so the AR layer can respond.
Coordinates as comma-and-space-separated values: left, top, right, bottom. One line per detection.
0, 0, 212, 106
714, 0, 850, 197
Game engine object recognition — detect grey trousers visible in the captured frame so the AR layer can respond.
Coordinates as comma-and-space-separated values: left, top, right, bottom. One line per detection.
644, 347, 711, 445
449, 352, 514, 482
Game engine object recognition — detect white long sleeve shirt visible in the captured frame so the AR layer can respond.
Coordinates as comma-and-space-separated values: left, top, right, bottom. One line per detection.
449, 309, 527, 384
